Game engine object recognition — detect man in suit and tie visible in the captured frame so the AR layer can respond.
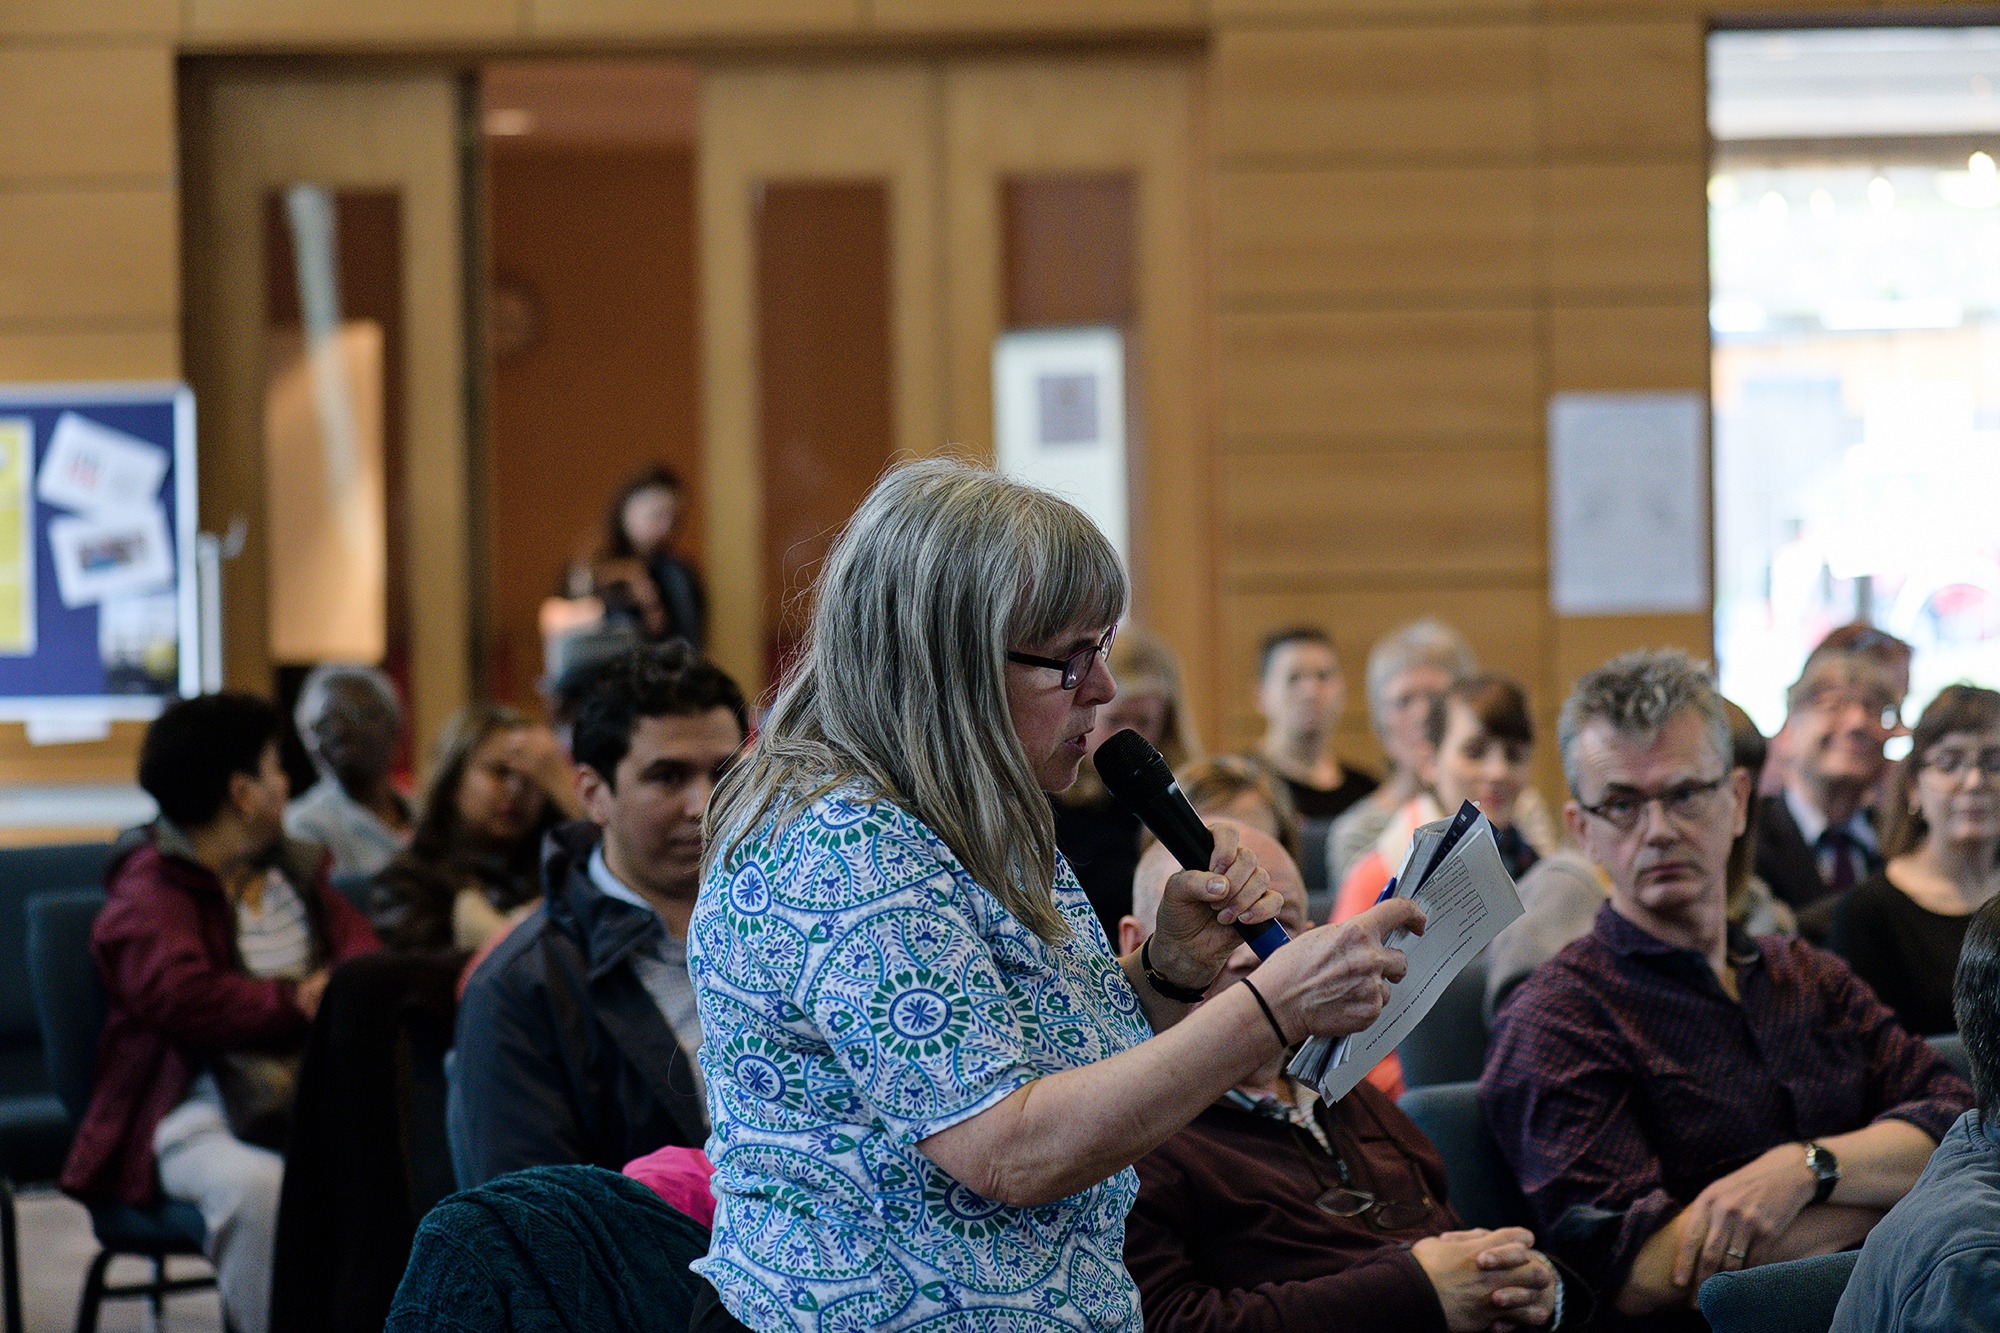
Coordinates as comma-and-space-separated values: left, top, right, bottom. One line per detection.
1756, 651, 1900, 922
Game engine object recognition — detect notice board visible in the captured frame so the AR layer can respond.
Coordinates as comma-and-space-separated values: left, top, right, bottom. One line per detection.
0, 383, 198, 722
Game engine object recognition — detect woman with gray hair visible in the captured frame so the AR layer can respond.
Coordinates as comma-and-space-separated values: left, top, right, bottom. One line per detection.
285, 663, 411, 877
689, 459, 1424, 1333
1326, 619, 1475, 884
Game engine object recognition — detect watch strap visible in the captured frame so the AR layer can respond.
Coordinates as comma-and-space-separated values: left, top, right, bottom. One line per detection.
1141, 937, 1209, 1004
1804, 1141, 1841, 1205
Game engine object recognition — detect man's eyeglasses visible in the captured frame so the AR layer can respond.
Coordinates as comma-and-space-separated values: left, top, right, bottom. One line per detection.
1576, 774, 1732, 833
1806, 688, 1900, 734
1007, 624, 1116, 691
1923, 748, 2000, 781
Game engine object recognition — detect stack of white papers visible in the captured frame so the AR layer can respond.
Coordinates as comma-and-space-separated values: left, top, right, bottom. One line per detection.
1288, 802, 1524, 1101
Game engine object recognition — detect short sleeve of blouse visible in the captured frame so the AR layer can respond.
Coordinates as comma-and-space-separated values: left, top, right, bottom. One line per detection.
759, 797, 1045, 1145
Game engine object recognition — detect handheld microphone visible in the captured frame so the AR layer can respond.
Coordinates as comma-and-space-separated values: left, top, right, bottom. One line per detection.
1093, 729, 1290, 959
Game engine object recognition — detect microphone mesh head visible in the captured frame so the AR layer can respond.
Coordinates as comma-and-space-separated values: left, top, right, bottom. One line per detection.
1093, 728, 1174, 803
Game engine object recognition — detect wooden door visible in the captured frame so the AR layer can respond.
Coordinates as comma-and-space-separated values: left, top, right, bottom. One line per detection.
183, 69, 471, 754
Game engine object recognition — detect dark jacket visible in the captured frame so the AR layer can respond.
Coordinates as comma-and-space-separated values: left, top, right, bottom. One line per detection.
1755, 792, 1880, 917
450, 821, 706, 1186
62, 823, 380, 1205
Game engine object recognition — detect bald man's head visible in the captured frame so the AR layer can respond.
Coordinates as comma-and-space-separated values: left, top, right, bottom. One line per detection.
1127, 820, 1311, 946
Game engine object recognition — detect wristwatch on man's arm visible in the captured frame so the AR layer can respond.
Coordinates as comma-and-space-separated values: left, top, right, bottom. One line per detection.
1803, 1141, 1841, 1205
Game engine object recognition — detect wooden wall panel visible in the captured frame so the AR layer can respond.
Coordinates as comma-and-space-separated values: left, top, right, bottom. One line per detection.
1542, 160, 1708, 298
1554, 613, 1714, 697
0, 48, 174, 182
1226, 444, 1543, 586
530, 0, 857, 36
873, 0, 1198, 31
1220, 308, 1540, 445
0, 330, 179, 382
1544, 20, 1706, 158
1212, 26, 1541, 164
0, 190, 176, 323
1218, 168, 1538, 303
1211, 0, 1536, 30
188, 0, 517, 43
0, 0, 175, 37
1549, 304, 1708, 390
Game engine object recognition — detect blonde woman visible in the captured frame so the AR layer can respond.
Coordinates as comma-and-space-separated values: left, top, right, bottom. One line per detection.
689, 460, 1424, 1333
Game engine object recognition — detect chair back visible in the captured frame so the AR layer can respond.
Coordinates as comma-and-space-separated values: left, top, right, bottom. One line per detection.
0, 843, 114, 1092
24, 889, 110, 1124
1927, 1032, 1970, 1080
1397, 1079, 1531, 1231
1398, 953, 1490, 1089
1697, 1249, 1859, 1333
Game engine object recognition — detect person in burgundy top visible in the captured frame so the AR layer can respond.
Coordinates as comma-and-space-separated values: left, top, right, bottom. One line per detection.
1481, 650, 1969, 1330
1125, 824, 1569, 1333
61, 692, 379, 1333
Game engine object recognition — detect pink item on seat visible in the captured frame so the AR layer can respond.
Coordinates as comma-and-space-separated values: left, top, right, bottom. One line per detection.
622, 1144, 717, 1228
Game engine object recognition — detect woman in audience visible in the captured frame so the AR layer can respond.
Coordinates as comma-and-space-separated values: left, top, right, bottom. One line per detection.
1829, 684, 2000, 1035
689, 460, 1422, 1333
563, 464, 706, 654
1327, 619, 1474, 884
1335, 673, 1545, 923
1173, 755, 1302, 868
1053, 624, 1200, 938
369, 704, 575, 953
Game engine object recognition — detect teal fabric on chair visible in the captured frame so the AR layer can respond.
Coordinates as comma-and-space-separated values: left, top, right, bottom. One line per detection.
1397, 1079, 1531, 1231
387, 1165, 710, 1333
0, 843, 114, 1333
25, 889, 216, 1333
1698, 1249, 1860, 1333
1398, 955, 1490, 1089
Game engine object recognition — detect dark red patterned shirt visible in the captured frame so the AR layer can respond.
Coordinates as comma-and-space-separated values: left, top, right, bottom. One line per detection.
1479, 903, 1970, 1298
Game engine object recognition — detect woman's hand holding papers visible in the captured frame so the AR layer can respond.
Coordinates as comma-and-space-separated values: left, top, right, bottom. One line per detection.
1252, 899, 1426, 1043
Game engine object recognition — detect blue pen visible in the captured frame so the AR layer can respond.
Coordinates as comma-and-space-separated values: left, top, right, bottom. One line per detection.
1373, 875, 1399, 906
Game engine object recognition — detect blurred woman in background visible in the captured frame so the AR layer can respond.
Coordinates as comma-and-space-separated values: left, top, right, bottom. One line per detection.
369, 704, 577, 953
1830, 685, 2000, 1035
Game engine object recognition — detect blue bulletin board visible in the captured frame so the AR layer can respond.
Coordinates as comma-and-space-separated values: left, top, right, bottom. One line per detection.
0, 384, 199, 719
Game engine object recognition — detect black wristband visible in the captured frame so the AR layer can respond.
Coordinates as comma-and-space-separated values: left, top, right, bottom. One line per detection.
1240, 978, 1291, 1048
1140, 937, 1209, 1004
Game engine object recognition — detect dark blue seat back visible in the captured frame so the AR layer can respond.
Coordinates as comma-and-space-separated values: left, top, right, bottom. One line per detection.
1928, 1032, 1970, 1080
0, 843, 114, 1097
25, 889, 110, 1125
1398, 1079, 1531, 1231
1698, 1249, 1859, 1333
1398, 953, 1490, 1089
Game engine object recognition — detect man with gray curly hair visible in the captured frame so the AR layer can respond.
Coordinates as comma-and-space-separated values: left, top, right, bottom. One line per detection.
285, 663, 411, 877
1481, 649, 1968, 1328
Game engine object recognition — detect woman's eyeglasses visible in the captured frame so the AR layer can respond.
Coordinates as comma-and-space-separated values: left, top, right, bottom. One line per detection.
1923, 748, 2000, 781
1007, 624, 1116, 690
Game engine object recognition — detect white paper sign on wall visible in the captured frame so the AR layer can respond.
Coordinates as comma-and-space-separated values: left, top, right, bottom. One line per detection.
993, 327, 1128, 567
1549, 391, 1711, 616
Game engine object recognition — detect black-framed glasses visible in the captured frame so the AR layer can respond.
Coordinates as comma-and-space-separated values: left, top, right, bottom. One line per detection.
1805, 687, 1901, 734
1577, 773, 1732, 833
1285, 1108, 1437, 1233
1007, 624, 1116, 690
1924, 747, 2000, 781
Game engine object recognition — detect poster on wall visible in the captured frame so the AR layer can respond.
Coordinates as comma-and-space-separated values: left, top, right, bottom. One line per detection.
0, 384, 199, 724
993, 327, 1129, 567
1548, 391, 1711, 616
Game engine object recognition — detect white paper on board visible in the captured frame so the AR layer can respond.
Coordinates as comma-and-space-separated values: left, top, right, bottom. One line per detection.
993, 328, 1129, 569
1548, 392, 1711, 615
47, 505, 174, 609
37, 411, 170, 516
